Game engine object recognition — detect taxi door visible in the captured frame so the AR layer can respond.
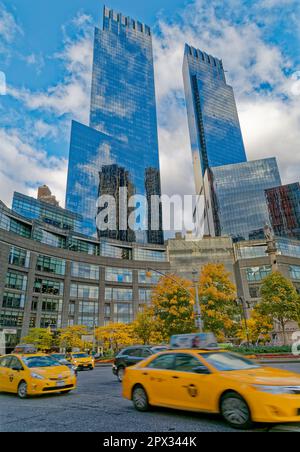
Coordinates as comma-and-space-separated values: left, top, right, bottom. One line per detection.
0, 356, 13, 391
141, 353, 176, 406
167, 353, 217, 412
6, 356, 25, 393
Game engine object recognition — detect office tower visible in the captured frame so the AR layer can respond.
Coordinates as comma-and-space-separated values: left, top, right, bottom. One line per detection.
12, 191, 82, 232
203, 158, 282, 241
265, 183, 300, 240
37, 185, 59, 206
66, 7, 163, 244
183, 44, 247, 194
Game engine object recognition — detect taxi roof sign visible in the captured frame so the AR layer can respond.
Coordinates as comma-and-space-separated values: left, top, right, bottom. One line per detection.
13, 344, 38, 355
170, 333, 218, 349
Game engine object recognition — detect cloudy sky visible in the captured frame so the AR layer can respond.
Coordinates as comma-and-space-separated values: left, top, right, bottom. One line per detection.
0, 0, 299, 231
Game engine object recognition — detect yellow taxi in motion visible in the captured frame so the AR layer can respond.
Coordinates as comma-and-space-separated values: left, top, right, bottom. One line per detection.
123, 349, 300, 429
0, 354, 77, 398
67, 352, 95, 371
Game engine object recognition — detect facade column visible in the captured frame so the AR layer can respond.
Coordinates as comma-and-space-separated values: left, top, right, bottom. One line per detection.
21, 252, 37, 338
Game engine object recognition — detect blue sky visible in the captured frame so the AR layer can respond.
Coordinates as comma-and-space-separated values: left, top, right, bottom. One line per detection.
0, 0, 299, 213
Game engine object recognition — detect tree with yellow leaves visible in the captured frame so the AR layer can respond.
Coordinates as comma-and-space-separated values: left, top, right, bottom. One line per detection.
198, 263, 239, 341
151, 274, 195, 340
95, 323, 136, 353
236, 309, 273, 344
58, 325, 88, 351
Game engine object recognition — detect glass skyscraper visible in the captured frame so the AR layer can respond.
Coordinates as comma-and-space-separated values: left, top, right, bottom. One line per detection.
265, 183, 300, 240
66, 6, 163, 244
183, 44, 247, 194
203, 158, 282, 241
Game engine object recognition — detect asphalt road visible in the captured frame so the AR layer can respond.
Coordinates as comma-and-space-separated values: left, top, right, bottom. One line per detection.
0, 363, 300, 433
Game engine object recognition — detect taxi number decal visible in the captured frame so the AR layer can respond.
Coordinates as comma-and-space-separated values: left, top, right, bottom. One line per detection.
186, 384, 198, 398
9, 375, 14, 383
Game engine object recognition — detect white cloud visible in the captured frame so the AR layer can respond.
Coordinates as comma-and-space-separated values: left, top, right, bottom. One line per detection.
0, 2, 22, 43
8, 12, 93, 123
0, 129, 67, 207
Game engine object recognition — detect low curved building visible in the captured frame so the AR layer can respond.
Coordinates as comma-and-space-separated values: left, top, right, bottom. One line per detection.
0, 200, 169, 351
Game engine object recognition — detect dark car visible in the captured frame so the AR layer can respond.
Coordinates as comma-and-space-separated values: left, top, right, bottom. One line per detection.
51, 353, 78, 376
113, 345, 169, 382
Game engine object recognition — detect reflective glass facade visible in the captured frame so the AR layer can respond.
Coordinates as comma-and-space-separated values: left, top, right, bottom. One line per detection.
204, 158, 282, 241
265, 183, 300, 240
183, 44, 247, 193
66, 7, 163, 244
12, 192, 82, 232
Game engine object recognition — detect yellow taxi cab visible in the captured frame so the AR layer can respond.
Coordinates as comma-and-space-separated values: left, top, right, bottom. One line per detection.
123, 348, 300, 429
67, 352, 95, 371
0, 354, 77, 398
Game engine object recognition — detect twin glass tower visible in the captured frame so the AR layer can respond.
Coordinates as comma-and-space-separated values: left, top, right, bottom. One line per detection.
66, 6, 284, 244
66, 6, 163, 244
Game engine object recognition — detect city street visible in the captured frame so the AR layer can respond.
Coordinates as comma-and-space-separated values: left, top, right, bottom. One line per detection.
1, 363, 300, 432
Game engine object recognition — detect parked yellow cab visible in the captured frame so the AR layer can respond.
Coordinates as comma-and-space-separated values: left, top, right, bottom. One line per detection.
122, 349, 300, 429
67, 353, 95, 371
0, 354, 77, 398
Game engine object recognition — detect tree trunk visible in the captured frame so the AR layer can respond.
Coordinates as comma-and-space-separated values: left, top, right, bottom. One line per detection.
281, 321, 288, 346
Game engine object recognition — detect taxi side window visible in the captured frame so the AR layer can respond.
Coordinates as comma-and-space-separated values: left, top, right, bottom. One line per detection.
9, 357, 23, 371
174, 354, 204, 373
147, 354, 175, 370
140, 349, 152, 358
0, 356, 12, 368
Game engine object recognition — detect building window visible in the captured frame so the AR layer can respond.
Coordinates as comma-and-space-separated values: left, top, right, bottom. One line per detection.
113, 303, 133, 324
138, 270, 162, 284
139, 289, 152, 303
36, 255, 66, 276
5, 272, 27, 291
41, 298, 63, 313
246, 266, 272, 282
70, 284, 99, 299
134, 248, 167, 262
0, 310, 24, 327
101, 242, 132, 260
289, 265, 300, 281
31, 297, 39, 311
71, 262, 99, 280
34, 278, 64, 296
9, 247, 30, 268
40, 313, 62, 329
105, 288, 132, 301
248, 286, 260, 299
2, 292, 25, 309
105, 267, 132, 283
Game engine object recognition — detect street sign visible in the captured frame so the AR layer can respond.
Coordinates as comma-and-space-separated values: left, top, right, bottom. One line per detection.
3, 329, 17, 335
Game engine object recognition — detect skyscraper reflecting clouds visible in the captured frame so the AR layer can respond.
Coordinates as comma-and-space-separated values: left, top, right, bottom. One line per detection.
66, 6, 163, 244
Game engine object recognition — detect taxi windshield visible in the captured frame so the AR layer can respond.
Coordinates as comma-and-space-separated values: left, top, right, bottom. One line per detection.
200, 352, 260, 372
72, 353, 89, 358
22, 356, 61, 368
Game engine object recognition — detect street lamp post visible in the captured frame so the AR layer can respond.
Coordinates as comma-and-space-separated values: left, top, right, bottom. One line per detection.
235, 297, 250, 345
147, 267, 203, 332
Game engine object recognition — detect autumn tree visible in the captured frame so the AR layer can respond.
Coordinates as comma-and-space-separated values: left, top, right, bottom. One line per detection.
95, 323, 136, 353
132, 308, 163, 345
198, 264, 239, 341
237, 309, 273, 344
58, 325, 88, 351
151, 274, 195, 340
22, 328, 54, 351
257, 272, 300, 345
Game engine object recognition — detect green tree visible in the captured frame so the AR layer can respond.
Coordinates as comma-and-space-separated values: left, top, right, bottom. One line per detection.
132, 308, 163, 345
22, 328, 53, 351
198, 263, 239, 341
151, 274, 195, 340
257, 272, 300, 345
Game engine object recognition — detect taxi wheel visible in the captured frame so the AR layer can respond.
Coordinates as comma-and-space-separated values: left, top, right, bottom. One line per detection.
17, 381, 28, 399
117, 366, 125, 382
220, 392, 253, 430
132, 385, 149, 412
